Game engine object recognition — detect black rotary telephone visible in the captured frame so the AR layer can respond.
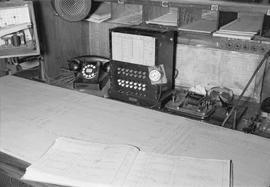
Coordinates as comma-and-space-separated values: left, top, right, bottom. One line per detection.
68, 55, 110, 89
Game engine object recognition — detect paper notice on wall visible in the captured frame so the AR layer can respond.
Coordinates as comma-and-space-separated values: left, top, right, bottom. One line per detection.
0, 6, 30, 27
111, 32, 156, 66
176, 44, 264, 101
176, 44, 221, 89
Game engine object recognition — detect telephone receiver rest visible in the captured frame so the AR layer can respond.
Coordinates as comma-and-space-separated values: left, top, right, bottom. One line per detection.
68, 56, 110, 72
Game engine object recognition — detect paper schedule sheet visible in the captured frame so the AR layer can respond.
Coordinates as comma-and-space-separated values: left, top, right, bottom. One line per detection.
22, 137, 232, 187
22, 137, 139, 187
124, 152, 231, 187
111, 32, 156, 67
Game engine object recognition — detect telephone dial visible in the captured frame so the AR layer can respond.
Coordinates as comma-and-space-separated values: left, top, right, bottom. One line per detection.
68, 55, 110, 90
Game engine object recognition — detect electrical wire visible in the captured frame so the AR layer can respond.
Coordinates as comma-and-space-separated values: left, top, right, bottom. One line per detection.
221, 50, 270, 128
150, 84, 163, 109
47, 68, 76, 89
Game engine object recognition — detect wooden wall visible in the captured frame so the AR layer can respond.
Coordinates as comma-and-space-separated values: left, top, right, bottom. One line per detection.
33, 0, 90, 78
89, 22, 119, 58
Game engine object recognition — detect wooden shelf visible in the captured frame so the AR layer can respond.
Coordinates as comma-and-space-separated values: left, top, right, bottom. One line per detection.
94, 0, 270, 14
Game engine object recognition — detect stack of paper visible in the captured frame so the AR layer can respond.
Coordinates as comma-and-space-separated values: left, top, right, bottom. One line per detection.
22, 137, 232, 187
178, 10, 218, 34
146, 8, 178, 26
109, 12, 142, 25
87, 3, 111, 23
213, 13, 264, 40
179, 19, 217, 34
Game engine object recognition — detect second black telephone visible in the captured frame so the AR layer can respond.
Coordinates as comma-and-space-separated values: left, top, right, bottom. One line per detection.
68, 55, 110, 89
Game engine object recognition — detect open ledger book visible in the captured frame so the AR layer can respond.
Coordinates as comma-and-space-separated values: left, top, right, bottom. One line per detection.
22, 137, 232, 187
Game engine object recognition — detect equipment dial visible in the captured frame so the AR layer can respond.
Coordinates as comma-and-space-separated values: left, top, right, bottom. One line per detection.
149, 69, 162, 82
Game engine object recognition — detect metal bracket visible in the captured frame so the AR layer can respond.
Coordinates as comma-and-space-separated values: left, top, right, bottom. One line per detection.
118, 0, 124, 4
161, 0, 169, 8
210, 4, 219, 11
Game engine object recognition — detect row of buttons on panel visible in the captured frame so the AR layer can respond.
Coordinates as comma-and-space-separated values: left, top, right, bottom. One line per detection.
117, 67, 147, 79
117, 79, 147, 92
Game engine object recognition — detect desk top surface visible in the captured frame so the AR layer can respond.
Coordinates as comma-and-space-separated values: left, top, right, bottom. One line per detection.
0, 76, 270, 187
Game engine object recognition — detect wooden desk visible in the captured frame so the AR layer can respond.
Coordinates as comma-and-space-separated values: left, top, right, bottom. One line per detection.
0, 76, 270, 187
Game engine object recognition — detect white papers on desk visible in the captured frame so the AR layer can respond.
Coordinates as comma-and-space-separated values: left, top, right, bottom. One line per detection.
124, 152, 232, 187
22, 137, 232, 187
22, 137, 139, 187
213, 13, 264, 40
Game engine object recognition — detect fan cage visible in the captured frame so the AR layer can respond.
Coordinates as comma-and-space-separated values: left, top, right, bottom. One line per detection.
52, 0, 91, 22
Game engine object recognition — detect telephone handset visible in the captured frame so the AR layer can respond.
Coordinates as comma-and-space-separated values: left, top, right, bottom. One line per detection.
68, 55, 110, 89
